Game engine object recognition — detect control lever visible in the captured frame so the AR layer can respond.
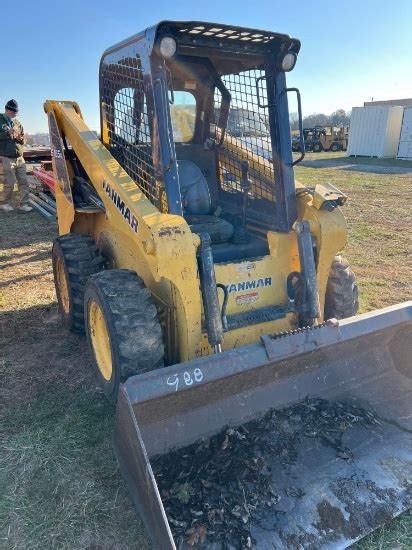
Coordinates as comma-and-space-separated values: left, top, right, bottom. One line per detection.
240, 160, 252, 228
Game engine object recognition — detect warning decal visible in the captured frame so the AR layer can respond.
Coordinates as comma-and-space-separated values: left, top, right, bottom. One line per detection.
236, 292, 259, 306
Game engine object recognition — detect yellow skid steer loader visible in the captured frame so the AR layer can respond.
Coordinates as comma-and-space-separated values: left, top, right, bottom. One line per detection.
45, 20, 412, 549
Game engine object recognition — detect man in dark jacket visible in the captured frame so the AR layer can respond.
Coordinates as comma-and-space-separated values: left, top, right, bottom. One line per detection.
0, 99, 32, 212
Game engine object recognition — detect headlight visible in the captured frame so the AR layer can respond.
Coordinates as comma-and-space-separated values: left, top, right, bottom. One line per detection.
159, 36, 177, 58
281, 52, 297, 72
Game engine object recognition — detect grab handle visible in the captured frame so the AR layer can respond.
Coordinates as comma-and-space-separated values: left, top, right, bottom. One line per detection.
283, 87, 305, 166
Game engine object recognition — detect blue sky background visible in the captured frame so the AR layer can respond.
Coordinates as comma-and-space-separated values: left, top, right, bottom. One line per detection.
1, 0, 411, 133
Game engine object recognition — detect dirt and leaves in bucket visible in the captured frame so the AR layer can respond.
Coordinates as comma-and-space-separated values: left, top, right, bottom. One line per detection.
152, 397, 381, 549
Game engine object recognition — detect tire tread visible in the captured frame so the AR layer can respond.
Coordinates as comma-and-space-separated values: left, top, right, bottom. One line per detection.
86, 270, 164, 388
53, 234, 105, 332
324, 254, 359, 320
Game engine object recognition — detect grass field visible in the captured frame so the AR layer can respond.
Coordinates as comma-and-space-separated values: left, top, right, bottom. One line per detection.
1, 154, 411, 549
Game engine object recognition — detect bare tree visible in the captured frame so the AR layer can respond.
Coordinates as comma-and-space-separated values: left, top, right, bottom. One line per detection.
290, 109, 351, 132
289, 112, 299, 131
303, 113, 329, 128
330, 109, 350, 126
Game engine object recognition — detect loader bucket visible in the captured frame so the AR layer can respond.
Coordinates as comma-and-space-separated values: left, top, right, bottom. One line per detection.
114, 302, 412, 549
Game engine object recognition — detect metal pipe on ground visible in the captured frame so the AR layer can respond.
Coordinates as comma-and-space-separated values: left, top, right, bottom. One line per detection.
29, 193, 56, 218
38, 191, 57, 209
33, 166, 55, 192
29, 193, 56, 213
29, 198, 54, 218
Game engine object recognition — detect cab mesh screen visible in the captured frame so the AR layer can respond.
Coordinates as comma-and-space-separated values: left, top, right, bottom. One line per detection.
214, 69, 275, 203
101, 57, 165, 211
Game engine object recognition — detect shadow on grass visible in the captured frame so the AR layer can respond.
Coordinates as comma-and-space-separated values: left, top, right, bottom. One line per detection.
1, 299, 152, 549
1, 385, 152, 549
0, 209, 56, 251
0, 249, 51, 267
300, 158, 412, 175
0, 269, 53, 288
0, 303, 96, 419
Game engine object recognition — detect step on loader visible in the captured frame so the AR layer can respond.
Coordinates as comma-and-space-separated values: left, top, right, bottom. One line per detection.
45, 20, 412, 549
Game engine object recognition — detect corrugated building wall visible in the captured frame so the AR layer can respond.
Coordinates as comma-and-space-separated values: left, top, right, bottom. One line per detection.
347, 106, 404, 157
364, 98, 412, 107
397, 107, 412, 159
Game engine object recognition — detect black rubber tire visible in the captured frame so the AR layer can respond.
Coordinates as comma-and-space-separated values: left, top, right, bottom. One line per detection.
324, 254, 359, 320
330, 142, 340, 152
52, 234, 106, 333
313, 142, 322, 152
84, 269, 165, 403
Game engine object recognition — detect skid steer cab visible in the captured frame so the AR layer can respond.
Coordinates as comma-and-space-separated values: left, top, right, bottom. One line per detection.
45, 20, 412, 549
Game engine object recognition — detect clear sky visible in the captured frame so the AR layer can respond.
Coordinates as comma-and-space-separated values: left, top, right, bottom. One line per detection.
2, 0, 411, 133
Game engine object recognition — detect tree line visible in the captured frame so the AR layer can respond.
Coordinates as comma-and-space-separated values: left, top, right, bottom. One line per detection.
289, 109, 351, 131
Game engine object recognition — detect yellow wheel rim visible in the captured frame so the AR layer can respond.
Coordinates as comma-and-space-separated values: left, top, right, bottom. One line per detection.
89, 300, 113, 381
56, 257, 70, 314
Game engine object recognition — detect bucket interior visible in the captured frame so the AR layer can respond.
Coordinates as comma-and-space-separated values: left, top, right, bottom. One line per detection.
114, 304, 412, 549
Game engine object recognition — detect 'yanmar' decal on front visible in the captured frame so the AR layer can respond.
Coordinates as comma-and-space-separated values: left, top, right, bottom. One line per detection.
226, 277, 272, 294
102, 180, 138, 233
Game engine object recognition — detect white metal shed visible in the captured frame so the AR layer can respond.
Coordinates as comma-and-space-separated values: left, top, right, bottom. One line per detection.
347, 106, 404, 157
397, 107, 412, 159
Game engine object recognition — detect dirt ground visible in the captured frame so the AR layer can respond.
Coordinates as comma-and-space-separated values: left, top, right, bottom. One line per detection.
1, 155, 411, 549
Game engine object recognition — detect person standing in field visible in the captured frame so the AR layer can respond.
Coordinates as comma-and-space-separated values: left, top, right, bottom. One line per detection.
0, 99, 32, 212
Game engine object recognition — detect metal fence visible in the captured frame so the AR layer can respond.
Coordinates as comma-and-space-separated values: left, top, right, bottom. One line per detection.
101, 57, 164, 210
214, 69, 275, 203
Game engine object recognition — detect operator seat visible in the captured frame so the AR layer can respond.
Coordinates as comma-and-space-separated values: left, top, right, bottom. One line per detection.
177, 161, 234, 243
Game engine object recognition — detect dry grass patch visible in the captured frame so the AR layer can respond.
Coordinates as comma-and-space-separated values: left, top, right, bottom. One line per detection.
295, 159, 412, 312
1, 154, 411, 548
